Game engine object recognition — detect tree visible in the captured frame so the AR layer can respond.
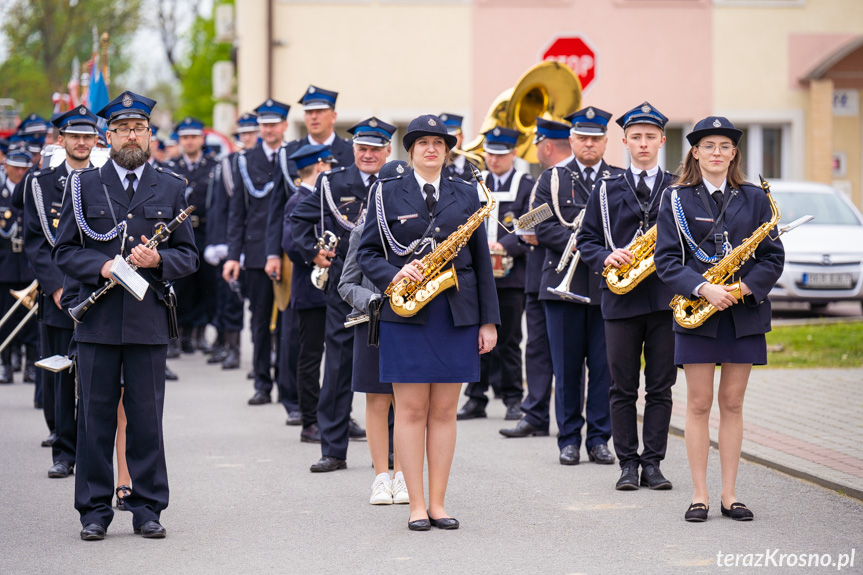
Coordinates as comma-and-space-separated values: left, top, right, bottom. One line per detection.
0, 0, 141, 116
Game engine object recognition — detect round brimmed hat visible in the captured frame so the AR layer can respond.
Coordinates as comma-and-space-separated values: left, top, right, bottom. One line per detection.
402, 114, 458, 152
379, 160, 408, 179
686, 116, 743, 146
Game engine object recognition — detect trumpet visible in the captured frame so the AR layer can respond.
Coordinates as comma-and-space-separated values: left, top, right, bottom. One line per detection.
311, 231, 338, 291
0, 280, 40, 354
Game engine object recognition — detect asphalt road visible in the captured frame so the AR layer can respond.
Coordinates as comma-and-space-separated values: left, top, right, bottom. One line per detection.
2, 351, 862, 575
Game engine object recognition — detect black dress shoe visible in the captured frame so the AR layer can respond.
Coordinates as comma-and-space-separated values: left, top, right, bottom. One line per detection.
721, 501, 754, 521
48, 461, 73, 478
300, 424, 321, 443
685, 502, 709, 522
559, 444, 580, 465
41, 432, 58, 447
456, 398, 487, 420
348, 418, 366, 439
246, 369, 255, 380
23, 363, 37, 383
134, 520, 167, 538
640, 464, 673, 490
428, 511, 459, 530
615, 463, 640, 491
310, 456, 347, 473
208, 347, 227, 364
408, 518, 431, 531
500, 419, 549, 438
115, 485, 131, 511
0, 364, 12, 384
80, 523, 106, 541
588, 444, 615, 465
285, 410, 302, 426
164, 365, 179, 381
248, 391, 271, 405
504, 402, 523, 421
11, 349, 21, 372
166, 339, 181, 359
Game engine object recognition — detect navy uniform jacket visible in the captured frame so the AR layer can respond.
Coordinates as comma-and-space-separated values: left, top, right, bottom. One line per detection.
654, 182, 785, 338
290, 165, 368, 306
227, 145, 279, 269
1, 176, 35, 285
266, 136, 354, 257
524, 180, 544, 295
283, 183, 327, 310
172, 153, 217, 246
22, 164, 77, 329
578, 169, 677, 320
206, 154, 235, 247
481, 169, 534, 290
53, 163, 199, 345
534, 159, 622, 304
356, 170, 501, 328
444, 157, 476, 183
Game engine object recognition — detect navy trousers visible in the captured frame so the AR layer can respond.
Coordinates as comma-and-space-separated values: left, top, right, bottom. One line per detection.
275, 306, 299, 413
212, 270, 245, 332
44, 324, 76, 465
75, 343, 168, 530
296, 307, 326, 427
318, 297, 355, 461
545, 300, 611, 450
245, 269, 274, 394
520, 294, 554, 430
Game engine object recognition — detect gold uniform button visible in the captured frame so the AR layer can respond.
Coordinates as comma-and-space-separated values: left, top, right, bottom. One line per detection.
128, 235, 135, 241
100, 210, 105, 215
127, 213, 134, 219
158, 211, 163, 216
435, 227, 441, 233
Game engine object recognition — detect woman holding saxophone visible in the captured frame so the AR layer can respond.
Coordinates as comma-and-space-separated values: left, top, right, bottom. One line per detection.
655, 117, 784, 523
356, 115, 499, 531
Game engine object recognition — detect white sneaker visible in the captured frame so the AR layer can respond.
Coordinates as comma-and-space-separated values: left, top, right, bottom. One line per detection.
391, 476, 410, 505
370, 477, 393, 505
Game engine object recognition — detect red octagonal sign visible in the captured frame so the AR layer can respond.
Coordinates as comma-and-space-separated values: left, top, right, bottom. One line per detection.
541, 36, 598, 92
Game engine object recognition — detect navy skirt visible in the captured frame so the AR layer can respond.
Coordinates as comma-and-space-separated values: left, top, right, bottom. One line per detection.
351, 321, 392, 394
674, 309, 767, 367
379, 295, 480, 384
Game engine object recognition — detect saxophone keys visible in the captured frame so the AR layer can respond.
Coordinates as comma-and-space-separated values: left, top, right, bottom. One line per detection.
391, 295, 404, 307
427, 279, 440, 292
404, 300, 417, 312
416, 289, 430, 302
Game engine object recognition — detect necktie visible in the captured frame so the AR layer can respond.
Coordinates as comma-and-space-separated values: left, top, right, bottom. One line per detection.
423, 183, 436, 213
125, 173, 137, 202
583, 167, 594, 190
712, 190, 724, 214
367, 174, 377, 189
636, 170, 651, 203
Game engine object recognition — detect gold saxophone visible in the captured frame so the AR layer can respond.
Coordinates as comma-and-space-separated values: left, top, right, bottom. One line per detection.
385, 167, 495, 318
670, 177, 781, 329
603, 224, 657, 294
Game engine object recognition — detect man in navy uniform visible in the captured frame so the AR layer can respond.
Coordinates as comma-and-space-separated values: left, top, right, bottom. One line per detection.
579, 102, 677, 491
223, 99, 290, 406
500, 117, 572, 438
282, 144, 338, 442
439, 113, 474, 182
171, 117, 218, 355
458, 127, 533, 422
204, 112, 258, 370
53, 91, 198, 540
533, 106, 621, 466
290, 116, 394, 472
22, 107, 99, 478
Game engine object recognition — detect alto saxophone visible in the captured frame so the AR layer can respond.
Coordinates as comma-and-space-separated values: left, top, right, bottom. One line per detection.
385, 166, 495, 318
670, 177, 781, 329
603, 224, 657, 294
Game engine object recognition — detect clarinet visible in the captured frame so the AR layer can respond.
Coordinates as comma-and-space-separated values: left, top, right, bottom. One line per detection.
68, 206, 195, 323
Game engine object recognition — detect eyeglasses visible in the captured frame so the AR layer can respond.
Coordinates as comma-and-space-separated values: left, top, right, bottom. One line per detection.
108, 127, 150, 137
699, 143, 734, 154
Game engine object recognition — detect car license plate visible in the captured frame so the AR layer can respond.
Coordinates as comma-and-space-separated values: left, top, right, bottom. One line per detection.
801, 273, 854, 289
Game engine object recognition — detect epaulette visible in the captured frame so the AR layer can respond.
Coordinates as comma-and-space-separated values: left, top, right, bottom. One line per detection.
34, 166, 55, 177
601, 173, 624, 180
378, 175, 403, 183
324, 166, 347, 176
155, 166, 185, 181
77, 166, 99, 174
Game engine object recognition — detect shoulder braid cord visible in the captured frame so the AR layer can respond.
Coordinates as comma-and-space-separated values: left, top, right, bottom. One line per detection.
599, 179, 641, 252
70, 170, 127, 242
237, 152, 274, 199
670, 188, 732, 264
550, 167, 580, 229
374, 180, 434, 260
31, 175, 56, 247
322, 173, 362, 232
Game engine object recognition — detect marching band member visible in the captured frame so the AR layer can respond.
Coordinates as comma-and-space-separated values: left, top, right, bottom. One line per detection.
533, 107, 621, 466
439, 114, 474, 183
290, 117, 393, 472
338, 159, 410, 506
53, 91, 198, 540
579, 102, 678, 491
356, 114, 500, 531
22, 107, 99, 479
458, 127, 533, 422
655, 117, 784, 522
501, 117, 571, 438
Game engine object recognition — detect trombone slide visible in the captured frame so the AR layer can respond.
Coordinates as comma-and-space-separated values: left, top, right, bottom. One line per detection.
546, 249, 591, 304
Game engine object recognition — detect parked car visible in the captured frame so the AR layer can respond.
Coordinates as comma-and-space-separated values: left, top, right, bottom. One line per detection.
768, 181, 863, 312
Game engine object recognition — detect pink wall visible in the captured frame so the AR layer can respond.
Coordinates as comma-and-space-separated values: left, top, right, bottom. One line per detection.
470, 0, 713, 164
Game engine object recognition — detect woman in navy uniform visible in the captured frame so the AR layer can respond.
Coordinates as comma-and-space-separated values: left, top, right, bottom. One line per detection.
356, 115, 500, 531
655, 117, 784, 522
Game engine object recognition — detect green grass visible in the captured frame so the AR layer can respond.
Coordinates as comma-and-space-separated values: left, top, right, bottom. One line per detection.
764, 321, 863, 368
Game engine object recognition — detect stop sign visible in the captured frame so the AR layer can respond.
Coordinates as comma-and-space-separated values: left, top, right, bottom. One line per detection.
541, 36, 598, 92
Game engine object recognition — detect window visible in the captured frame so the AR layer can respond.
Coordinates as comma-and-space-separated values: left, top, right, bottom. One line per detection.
736, 124, 789, 180
662, 126, 686, 175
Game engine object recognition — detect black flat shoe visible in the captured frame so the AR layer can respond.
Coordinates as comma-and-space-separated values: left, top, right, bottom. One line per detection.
456, 398, 487, 420
685, 503, 709, 522
500, 419, 549, 438
428, 511, 459, 530
309, 456, 346, 473
721, 501, 754, 521
41, 432, 58, 447
248, 391, 271, 405
134, 520, 167, 538
408, 518, 431, 531
115, 485, 131, 511
80, 523, 106, 541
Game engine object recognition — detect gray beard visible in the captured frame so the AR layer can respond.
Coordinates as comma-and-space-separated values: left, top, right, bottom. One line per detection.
110, 144, 150, 170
